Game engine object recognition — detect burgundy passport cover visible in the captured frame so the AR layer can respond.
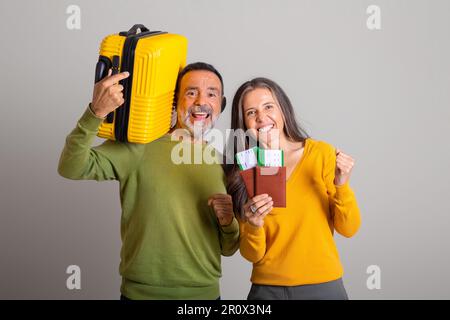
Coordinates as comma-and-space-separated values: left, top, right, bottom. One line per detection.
239, 168, 255, 198
239, 166, 286, 208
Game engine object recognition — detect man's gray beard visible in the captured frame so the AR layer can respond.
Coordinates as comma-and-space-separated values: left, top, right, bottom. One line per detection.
181, 112, 217, 141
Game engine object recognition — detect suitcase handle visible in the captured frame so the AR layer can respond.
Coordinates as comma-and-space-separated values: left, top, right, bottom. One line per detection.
94, 55, 120, 124
105, 56, 121, 123
94, 56, 111, 83
120, 24, 150, 36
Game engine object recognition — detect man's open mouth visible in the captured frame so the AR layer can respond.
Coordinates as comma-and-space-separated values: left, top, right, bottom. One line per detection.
191, 112, 210, 121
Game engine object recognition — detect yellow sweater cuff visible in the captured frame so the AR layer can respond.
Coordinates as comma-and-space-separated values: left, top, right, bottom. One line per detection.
244, 222, 265, 236
335, 182, 353, 201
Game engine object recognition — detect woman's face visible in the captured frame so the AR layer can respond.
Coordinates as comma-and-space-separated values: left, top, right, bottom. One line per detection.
242, 87, 285, 147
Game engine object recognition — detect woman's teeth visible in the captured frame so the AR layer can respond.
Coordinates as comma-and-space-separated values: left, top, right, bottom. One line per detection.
258, 125, 274, 133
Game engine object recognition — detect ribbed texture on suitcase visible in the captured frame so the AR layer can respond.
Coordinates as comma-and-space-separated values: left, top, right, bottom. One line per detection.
97, 32, 187, 143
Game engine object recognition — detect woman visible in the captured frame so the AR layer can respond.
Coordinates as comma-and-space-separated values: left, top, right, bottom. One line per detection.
225, 78, 361, 300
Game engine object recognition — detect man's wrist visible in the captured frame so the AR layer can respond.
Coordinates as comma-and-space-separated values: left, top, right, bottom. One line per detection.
219, 216, 234, 227
219, 216, 239, 233
88, 103, 106, 119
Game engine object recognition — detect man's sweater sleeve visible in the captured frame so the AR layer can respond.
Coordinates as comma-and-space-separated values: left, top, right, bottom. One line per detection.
218, 217, 240, 256
58, 106, 137, 181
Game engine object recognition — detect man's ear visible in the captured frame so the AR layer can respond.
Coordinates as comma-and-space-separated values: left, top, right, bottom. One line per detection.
170, 104, 177, 128
221, 96, 227, 112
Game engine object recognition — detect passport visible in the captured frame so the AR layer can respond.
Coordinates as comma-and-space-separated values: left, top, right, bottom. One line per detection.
239, 166, 286, 208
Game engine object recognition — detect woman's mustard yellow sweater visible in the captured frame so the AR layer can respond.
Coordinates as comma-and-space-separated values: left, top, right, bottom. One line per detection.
239, 138, 361, 285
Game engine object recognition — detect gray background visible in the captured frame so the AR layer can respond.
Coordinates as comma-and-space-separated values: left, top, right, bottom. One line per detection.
1, 0, 449, 299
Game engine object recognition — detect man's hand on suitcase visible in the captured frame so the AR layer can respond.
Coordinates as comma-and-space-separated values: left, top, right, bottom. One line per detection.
91, 69, 129, 118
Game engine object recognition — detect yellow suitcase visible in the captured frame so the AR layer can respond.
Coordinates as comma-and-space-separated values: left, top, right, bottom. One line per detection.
94, 24, 188, 143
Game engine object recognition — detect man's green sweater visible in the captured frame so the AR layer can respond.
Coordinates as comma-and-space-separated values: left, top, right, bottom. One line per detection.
58, 107, 240, 299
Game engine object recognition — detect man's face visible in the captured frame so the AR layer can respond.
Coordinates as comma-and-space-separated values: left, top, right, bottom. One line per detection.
176, 70, 223, 138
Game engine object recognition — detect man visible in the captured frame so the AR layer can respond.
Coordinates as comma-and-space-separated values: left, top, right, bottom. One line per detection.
58, 62, 239, 299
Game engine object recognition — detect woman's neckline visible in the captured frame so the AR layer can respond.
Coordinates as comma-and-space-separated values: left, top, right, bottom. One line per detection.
286, 138, 310, 184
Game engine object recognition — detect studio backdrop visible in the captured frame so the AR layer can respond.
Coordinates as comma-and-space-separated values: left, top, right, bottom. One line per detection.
1, 0, 449, 299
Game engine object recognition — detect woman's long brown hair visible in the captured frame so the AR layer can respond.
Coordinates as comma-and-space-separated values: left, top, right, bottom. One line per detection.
224, 77, 309, 218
